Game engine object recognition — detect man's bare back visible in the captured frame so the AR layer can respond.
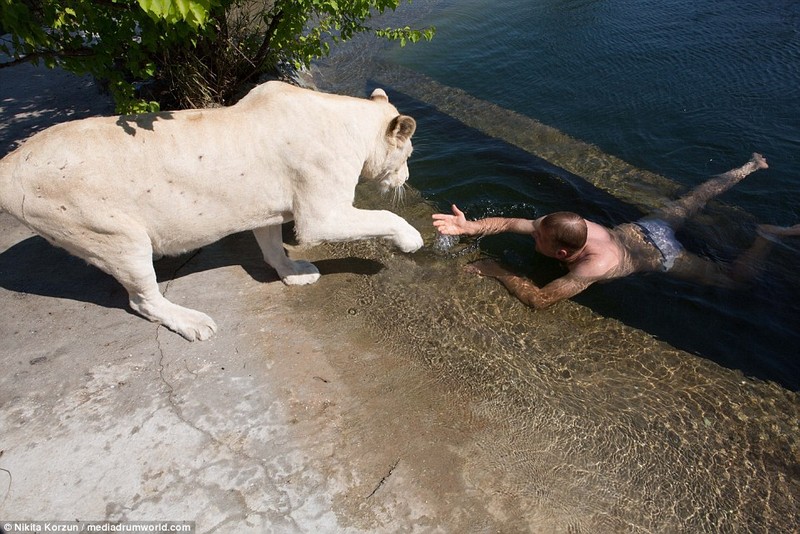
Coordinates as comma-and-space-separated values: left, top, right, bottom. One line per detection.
563, 220, 631, 279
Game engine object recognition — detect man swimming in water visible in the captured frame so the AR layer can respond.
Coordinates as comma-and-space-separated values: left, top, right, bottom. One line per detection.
432, 153, 800, 309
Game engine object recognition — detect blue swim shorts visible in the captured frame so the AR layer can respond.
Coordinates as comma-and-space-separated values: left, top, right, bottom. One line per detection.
633, 218, 683, 271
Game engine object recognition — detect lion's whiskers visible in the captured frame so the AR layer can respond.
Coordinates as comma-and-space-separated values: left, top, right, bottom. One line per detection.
389, 183, 409, 207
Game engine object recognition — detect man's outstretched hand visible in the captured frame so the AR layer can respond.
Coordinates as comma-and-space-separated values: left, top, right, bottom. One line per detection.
432, 204, 471, 235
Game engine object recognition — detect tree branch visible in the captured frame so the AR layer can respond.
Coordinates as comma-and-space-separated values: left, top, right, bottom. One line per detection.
243, 8, 284, 82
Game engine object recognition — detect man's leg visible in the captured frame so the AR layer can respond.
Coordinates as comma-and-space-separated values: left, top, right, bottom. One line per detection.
669, 223, 800, 286
655, 153, 768, 228
729, 224, 800, 282
667, 251, 737, 288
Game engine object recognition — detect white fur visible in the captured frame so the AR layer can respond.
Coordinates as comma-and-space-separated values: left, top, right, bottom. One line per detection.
0, 81, 423, 340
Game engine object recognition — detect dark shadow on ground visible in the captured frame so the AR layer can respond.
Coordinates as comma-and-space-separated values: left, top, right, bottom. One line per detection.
0, 230, 385, 311
0, 235, 128, 310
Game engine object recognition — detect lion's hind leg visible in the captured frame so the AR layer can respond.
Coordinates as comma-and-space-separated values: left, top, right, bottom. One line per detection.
125, 266, 218, 341
51, 222, 217, 341
252, 224, 320, 285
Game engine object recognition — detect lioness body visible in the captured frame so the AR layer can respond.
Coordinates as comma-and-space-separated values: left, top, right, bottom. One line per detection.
0, 81, 422, 340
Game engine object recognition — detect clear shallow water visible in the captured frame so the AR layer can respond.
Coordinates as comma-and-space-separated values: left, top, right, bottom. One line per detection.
315, 0, 800, 390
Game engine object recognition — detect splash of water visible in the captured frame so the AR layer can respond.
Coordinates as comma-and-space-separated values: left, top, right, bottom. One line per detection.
432, 231, 459, 254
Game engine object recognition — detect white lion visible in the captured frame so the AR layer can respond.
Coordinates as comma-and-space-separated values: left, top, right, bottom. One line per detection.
0, 81, 423, 340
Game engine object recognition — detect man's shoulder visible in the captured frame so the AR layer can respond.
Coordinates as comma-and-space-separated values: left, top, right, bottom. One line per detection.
570, 240, 625, 279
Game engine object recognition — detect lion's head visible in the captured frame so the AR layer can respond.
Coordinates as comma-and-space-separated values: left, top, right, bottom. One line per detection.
361, 89, 417, 197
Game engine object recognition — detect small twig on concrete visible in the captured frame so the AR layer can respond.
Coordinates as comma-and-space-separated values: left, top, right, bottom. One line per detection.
0, 454, 12, 510
366, 458, 400, 500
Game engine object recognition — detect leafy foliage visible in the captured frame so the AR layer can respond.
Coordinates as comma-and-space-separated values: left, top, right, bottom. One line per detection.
0, 0, 434, 112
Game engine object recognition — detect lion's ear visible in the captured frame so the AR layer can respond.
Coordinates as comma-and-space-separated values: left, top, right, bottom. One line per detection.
388, 115, 416, 144
370, 88, 389, 102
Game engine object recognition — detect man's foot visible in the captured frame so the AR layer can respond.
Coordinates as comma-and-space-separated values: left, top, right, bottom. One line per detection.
750, 152, 769, 171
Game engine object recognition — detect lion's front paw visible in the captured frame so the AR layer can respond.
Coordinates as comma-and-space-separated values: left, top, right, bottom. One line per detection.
279, 260, 321, 286
394, 229, 424, 253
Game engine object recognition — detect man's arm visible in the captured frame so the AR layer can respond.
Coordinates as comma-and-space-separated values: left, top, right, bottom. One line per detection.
433, 204, 535, 236
466, 259, 595, 309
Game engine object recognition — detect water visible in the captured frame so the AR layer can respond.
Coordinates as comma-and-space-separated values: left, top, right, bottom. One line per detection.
305, 6, 800, 527
313, 0, 800, 390
392, 0, 800, 212
432, 230, 459, 253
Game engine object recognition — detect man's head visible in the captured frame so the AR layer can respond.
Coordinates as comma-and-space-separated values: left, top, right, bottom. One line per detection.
534, 212, 588, 260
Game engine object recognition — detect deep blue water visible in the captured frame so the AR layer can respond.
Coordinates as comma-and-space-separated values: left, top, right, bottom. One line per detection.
332, 0, 800, 388
390, 0, 800, 218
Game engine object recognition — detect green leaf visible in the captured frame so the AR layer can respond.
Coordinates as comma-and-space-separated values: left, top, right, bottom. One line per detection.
137, 0, 212, 27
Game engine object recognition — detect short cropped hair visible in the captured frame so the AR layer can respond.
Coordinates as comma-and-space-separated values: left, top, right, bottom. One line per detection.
540, 211, 587, 252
